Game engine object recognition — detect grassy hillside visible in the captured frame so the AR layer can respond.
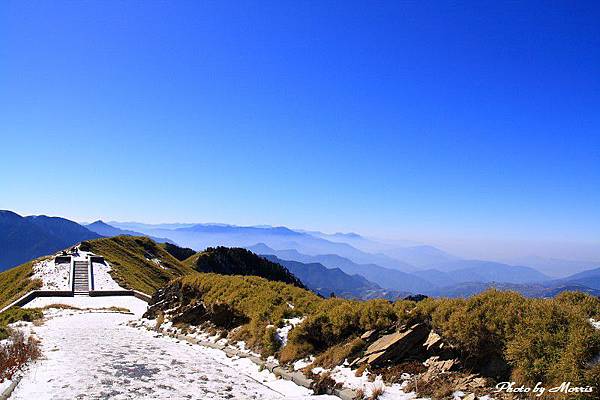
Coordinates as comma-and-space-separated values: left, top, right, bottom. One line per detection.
184, 247, 306, 288
81, 236, 197, 294
147, 275, 600, 395
0, 260, 43, 309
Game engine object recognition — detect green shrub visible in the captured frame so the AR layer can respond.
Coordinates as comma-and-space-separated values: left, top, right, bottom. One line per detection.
505, 295, 600, 389
405, 290, 600, 390
185, 247, 305, 288
154, 274, 600, 391
262, 326, 281, 356
0, 307, 43, 340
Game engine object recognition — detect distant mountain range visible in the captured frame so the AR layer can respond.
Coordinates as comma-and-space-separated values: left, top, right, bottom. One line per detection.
503, 255, 600, 277
247, 244, 555, 293
248, 243, 435, 293
262, 254, 409, 300
0, 210, 101, 270
109, 222, 421, 272
2, 211, 600, 299
413, 260, 550, 285
85, 220, 173, 244
247, 243, 600, 298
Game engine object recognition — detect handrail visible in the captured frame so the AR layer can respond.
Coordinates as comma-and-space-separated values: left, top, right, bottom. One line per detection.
69, 257, 75, 291
88, 257, 94, 291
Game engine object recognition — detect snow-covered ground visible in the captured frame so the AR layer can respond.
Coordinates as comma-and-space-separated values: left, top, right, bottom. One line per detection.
92, 260, 125, 290
0, 379, 13, 395
326, 364, 416, 400
10, 307, 336, 399
275, 317, 304, 347
32, 258, 70, 290
31, 250, 125, 292
23, 295, 148, 316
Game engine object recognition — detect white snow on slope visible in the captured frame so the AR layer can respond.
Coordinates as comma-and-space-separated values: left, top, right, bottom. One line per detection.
92, 260, 125, 290
31, 250, 125, 292
32, 258, 70, 290
10, 309, 336, 400
275, 317, 304, 346
317, 363, 424, 400
0, 379, 12, 395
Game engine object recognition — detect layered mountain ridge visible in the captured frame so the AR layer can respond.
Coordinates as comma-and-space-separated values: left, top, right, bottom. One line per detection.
2, 211, 600, 299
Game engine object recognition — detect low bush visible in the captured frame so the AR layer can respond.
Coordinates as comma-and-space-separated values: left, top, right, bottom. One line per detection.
407, 290, 600, 391
152, 274, 600, 392
0, 307, 43, 340
311, 337, 365, 369
285, 298, 397, 359
0, 330, 41, 382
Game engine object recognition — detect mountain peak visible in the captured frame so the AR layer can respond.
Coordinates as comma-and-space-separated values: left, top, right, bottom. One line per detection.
88, 220, 110, 227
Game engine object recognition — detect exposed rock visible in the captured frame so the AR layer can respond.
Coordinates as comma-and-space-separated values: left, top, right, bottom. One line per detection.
422, 356, 459, 381
144, 281, 249, 329
463, 394, 476, 400
353, 323, 429, 367
423, 331, 443, 351
453, 374, 488, 392
360, 329, 377, 341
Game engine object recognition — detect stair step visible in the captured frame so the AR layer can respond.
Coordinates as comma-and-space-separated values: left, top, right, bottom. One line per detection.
72, 259, 92, 293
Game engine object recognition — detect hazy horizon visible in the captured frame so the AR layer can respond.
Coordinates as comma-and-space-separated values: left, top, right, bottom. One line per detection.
4, 208, 600, 264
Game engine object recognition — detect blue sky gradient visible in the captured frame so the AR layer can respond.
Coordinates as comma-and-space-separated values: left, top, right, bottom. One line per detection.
1, 1, 599, 257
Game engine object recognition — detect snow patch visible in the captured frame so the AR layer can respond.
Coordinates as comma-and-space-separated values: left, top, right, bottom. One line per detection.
293, 356, 315, 371
91, 261, 124, 290
314, 364, 422, 400
32, 259, 70, 290
0, 379, 13, 394
149, 258, 168, 270
275, 317, 304, 346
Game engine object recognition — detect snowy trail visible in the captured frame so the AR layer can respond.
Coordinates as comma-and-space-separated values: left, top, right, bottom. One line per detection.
11, 309, 333, 400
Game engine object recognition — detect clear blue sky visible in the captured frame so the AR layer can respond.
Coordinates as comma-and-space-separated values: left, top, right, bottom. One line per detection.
1, 1, 599, 255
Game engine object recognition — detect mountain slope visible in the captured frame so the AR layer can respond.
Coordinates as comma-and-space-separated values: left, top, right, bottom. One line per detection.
554, 267, 600, 290
111, 222, 417, 272
248, 244, 434, 293
0, 259, 43, 309
85, 220, 173, 244
184, 247, 306, 288
0, 210, 101, 271
263, 255, 408, 300
80, 236, 196, 294
427, 260, 550, 284
306, 230, 456, 267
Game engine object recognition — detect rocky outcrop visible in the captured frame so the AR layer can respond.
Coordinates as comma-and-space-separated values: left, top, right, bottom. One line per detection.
144, 281, 249, 329
352, 323, 430, 367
